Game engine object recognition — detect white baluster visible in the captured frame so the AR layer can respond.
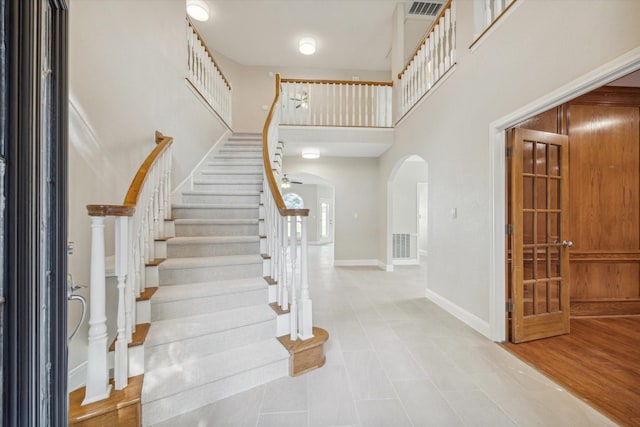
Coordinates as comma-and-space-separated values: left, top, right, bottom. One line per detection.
358, 84, 362, 127
332, 83, 336, 126
114, 216, 129, 390
494, 0, 503, 18
125, 216, 134, 342
83, 214, 112, 404
451, 2, 457, 64
289, 216, 298, 340
339, 84, 343, 126
439, 19, 445, 76
485, 0, 492, 27
429, 35, 435, 87
444, 8, 451, 70
298, 216, 313, 339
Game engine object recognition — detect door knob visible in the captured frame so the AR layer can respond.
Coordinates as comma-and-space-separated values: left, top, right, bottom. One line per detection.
562, 240, 574, 248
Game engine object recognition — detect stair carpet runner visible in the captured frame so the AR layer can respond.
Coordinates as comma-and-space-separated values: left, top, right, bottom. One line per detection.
141, 134, 289, 425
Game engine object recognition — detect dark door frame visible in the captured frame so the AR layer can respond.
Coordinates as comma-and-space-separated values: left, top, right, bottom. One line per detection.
1, 0, 68, 425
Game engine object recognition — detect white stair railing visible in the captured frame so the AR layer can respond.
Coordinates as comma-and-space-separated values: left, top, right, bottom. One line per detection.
280, 78, 393, 128
483, 0, 515, 29
263, 75, 314, 340
186, 18, 232, 128
398, 0, 456, 119
84, 131, 173, 404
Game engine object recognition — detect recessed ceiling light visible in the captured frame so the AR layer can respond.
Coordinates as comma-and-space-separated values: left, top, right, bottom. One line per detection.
299, 37, 317, 55
187, 0, 210, 22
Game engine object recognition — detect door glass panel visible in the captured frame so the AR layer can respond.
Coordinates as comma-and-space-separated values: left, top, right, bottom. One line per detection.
535, 177, 547, 209
536, 143, 547, 175
523, 176, 534, 209
523, 141, 534, 174
536, 213, 547, 244
523, 212, 534, 244
535, 282, 548, 314
535, 249, 546, 278
549, 178, 560, 210
548, 144, 560, 176
550, 247, 561, 277
549, 213, 560, 243
523, 248, 534, 280
549, 280, 561, 312
523, 282, 533, 316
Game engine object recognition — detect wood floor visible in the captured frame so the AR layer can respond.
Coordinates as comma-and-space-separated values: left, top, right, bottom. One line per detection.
502, 317, 640, 427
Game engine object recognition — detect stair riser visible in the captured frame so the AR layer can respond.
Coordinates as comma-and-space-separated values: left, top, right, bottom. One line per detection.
215, 153, 262, 159
201, 165, 263, 173
159, 262, 263, 284
145, 318, 275, 372
142, 359, 288, 425
172, 207, 259, 220
219, 149, 262, 155
182, 193, 260, 204
198, 171, 263, 178
167, 241, 259, 258
175, 223, 259, 237
193, 183, 263, 192
208, 159, 262, 166
151, 288, 268, 322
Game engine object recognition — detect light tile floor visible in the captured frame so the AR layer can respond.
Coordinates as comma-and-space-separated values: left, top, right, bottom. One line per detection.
153, 244, 617, 427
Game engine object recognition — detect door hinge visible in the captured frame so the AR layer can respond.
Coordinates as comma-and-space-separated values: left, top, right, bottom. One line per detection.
506, 299, 515, 313
505, 146, 513, 157
505, 224, 514, 235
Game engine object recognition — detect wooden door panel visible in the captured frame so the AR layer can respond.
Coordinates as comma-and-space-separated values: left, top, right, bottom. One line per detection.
510, 128, 570, 343
569, 105, 639, 251
571, 262, 640, 299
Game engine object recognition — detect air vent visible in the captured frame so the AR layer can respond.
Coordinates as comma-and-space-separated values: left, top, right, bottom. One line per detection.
408, 1, 443, 17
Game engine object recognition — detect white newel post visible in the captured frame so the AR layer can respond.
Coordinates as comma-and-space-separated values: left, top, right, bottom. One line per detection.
83, 214, 112, 405
298, 216, 314, 339
114, 216, 129, 390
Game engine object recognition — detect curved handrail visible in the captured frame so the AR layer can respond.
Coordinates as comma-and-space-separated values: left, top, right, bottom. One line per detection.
281, 77, 392, 87
123, 131, 173, 206
398, 0, 452, 80
262, 74, 309, 218
87, 131, 173, 217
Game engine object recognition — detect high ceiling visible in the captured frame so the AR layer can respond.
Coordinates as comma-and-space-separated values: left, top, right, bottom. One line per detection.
193, 0, 421, 71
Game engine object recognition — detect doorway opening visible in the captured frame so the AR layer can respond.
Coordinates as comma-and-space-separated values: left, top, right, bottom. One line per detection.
388, 155, 428, 267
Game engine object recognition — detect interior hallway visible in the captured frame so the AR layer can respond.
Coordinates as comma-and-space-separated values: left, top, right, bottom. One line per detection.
153, 245, 615, 427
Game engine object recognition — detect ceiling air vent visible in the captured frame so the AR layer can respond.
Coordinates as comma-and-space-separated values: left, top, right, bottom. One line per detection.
408, 2, 443, 17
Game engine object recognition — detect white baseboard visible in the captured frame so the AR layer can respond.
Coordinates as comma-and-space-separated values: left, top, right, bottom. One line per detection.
333, 259, 378, 267
68, 361, 87, 393
378, 260, 394, 272
424, 288, 491, 338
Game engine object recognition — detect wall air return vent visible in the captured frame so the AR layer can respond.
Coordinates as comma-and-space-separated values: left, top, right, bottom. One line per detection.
408, 2, 443, 17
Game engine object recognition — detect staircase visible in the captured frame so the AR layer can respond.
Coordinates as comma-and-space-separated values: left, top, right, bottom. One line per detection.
141, 134, 289, 425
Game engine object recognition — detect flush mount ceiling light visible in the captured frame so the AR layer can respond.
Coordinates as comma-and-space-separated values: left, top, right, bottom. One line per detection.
298, 37, 317, 55
187, 0, 210, 21
302, 149, 320, 159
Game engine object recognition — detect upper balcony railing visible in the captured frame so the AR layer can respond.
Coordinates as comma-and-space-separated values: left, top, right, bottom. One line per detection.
470, 0, 517, 49
280, 78, 393, 128
397, 0, 456, 120
186, 18, 232, 128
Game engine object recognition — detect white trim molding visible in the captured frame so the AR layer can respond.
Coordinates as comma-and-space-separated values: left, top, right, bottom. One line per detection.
333, 259, 379, 267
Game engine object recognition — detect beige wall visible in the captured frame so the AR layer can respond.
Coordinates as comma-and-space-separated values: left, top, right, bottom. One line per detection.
379, 0, 640, 328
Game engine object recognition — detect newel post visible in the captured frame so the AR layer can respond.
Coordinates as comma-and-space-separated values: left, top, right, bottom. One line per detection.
83, 208, 112, 404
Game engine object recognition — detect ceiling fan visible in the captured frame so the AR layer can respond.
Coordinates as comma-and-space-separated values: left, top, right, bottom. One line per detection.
281, 174, 303, 188
289, 90, 308, 109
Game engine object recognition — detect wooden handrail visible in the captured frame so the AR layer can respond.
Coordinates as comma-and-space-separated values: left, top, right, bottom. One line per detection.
86, 131, 173, 217
281, 78, 392, 87
262, 74, 309, 218
398, 0, 452, 80
187, 17, 231, 91
123, 132, 173, 206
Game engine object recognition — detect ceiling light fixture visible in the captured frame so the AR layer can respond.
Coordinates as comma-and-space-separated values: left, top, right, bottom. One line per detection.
302, 150, 320, 159
187, 0, 210, 22
299, 37, 317, 55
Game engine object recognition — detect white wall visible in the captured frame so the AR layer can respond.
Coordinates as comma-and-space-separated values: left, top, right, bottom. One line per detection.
379, 0, 640, 332
284, 157, 379, 263
67, 0, 229, 388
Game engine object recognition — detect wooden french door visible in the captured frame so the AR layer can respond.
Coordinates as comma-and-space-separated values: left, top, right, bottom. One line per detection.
509, 128, 571, 343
